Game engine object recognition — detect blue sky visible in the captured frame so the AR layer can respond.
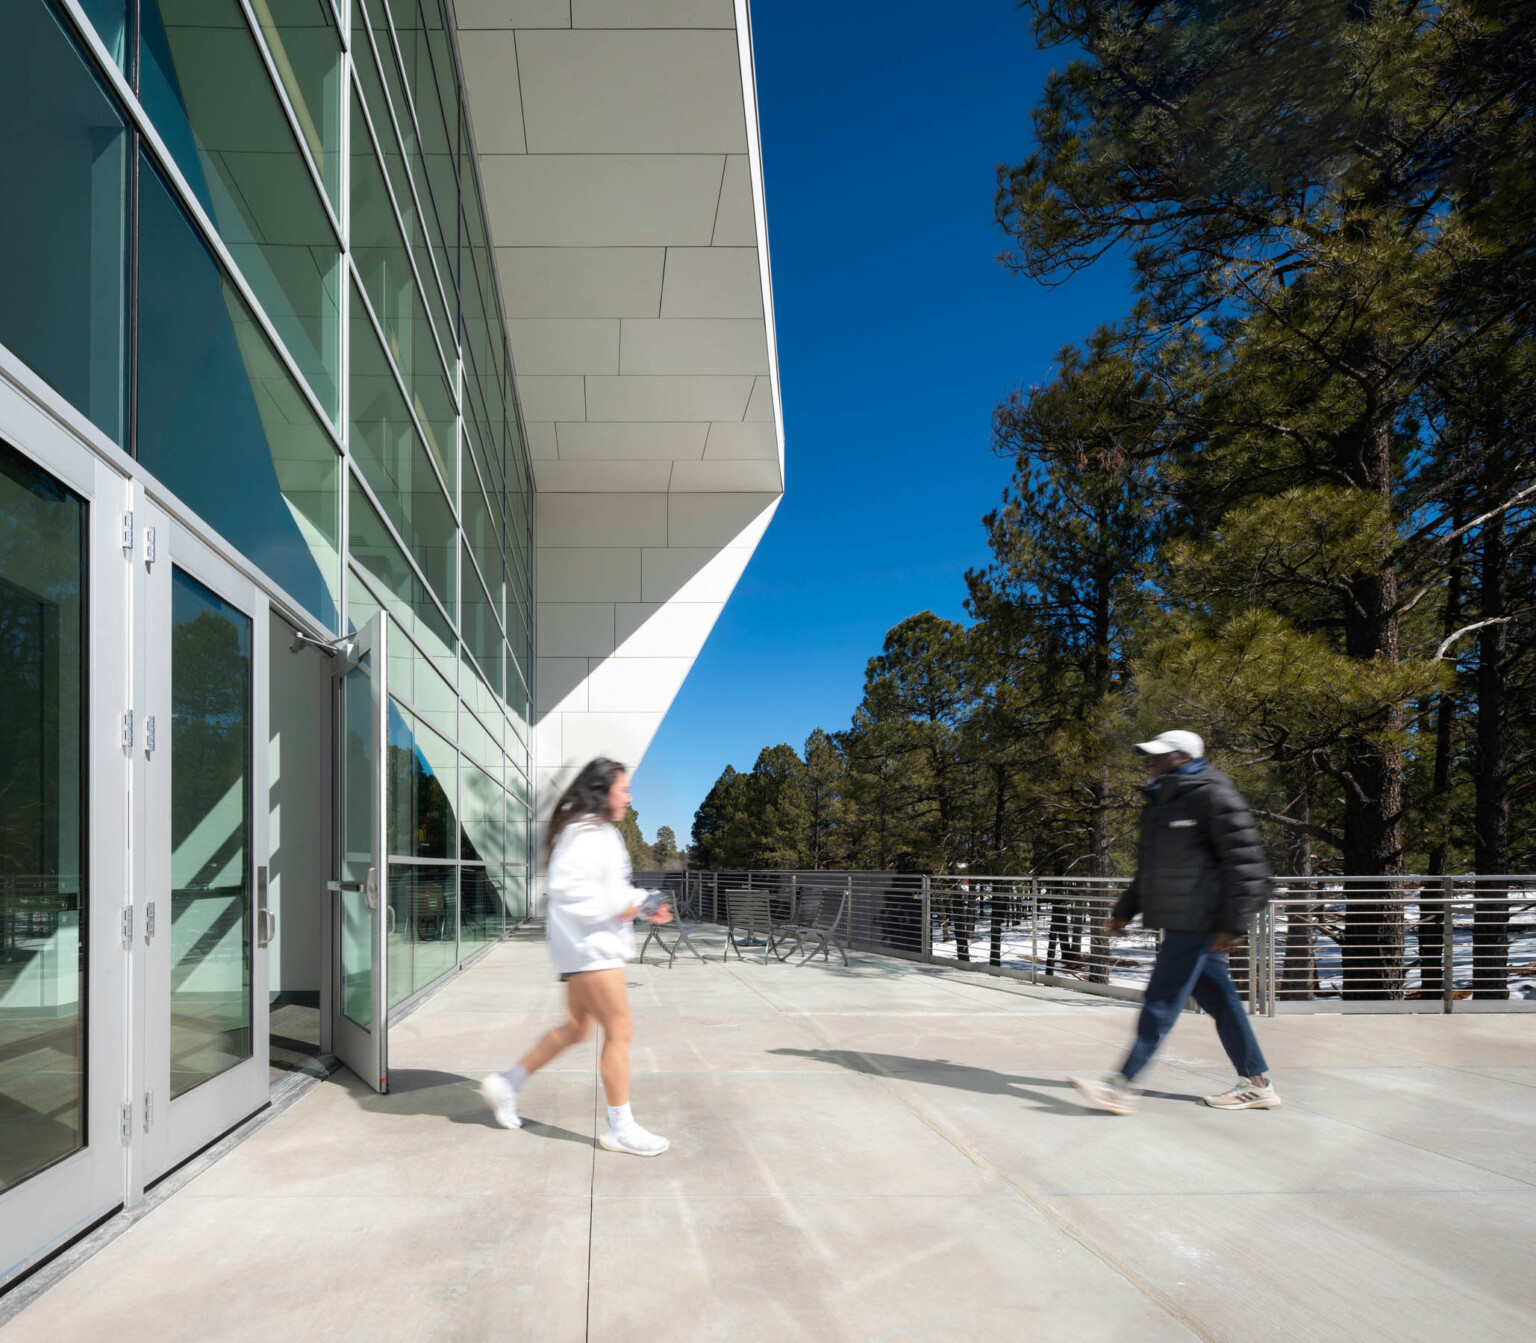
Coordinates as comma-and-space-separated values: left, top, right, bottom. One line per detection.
631, 1, 1134, 842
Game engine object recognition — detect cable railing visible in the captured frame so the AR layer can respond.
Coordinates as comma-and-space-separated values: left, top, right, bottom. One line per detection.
636, 870, 1536, 1015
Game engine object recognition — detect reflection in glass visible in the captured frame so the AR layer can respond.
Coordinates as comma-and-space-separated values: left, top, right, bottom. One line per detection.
0, 441, 87, 1196
249, 0, 343, 209
348, 476, 454, 682
351, 92, 457, 486
78, 0, 130, 68
387, 700, 456, 861
352, 29, 455, 378
386, 863, 457, 1004
459, 865, 502, 948
140, 0, 341, 417
169, 568, 253, 1099
461, 544, 502, 699
137, 156, 341, 631
0, 1, 127, 444
339, 653, 374, 1029
350, 285, 457, 614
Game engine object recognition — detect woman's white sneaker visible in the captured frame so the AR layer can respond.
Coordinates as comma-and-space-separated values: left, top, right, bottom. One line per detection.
1205, 1078, 1281, 1109
479, 1074, 522, 1129
599, 1121, 669, 1156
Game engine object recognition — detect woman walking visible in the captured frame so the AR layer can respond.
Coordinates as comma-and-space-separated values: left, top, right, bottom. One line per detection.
480, 759, 673, 1156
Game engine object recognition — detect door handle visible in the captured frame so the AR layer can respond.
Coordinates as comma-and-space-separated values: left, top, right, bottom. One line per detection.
385, 904, 396, 936
259, 907, 278, 948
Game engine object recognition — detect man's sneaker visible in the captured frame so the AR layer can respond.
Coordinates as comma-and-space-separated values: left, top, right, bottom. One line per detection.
1070, 1074, 1139, 1115
599, 1121, 670, 1156
1204, 1078, 1281, 1110
479, 1074, 522, 1129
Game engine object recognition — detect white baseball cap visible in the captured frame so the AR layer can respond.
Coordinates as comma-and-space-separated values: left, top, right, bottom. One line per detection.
1134, 730, 1205, 759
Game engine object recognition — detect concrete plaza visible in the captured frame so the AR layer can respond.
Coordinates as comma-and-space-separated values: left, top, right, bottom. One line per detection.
5, 926, 1536, 1342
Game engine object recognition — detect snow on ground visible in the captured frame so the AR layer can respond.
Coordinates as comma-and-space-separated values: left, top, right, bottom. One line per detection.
928, 896, 1536, 1000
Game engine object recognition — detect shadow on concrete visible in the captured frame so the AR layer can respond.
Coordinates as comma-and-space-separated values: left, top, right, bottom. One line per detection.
350, 1069, 594, 1144
767, 1048, 1206, 1113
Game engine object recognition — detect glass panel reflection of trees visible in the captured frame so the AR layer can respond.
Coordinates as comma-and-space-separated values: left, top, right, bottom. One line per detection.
0, 441, 87, 1196
170, 569, 253, 1098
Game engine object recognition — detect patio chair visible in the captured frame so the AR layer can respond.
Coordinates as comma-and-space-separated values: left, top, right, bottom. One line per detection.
638, 890, 708, 967
723, 890, 778, 963
771, 890, 824, 961
793, 891, 849, 967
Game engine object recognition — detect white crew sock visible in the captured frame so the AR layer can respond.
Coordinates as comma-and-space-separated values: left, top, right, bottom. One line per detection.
607, 1102, 633, 1131
502, 1064, 529, 1092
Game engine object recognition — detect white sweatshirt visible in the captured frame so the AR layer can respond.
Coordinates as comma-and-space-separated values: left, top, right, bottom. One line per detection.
545, 820, 645, 975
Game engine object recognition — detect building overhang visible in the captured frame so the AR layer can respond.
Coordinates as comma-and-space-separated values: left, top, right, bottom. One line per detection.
453, 0, 784, 806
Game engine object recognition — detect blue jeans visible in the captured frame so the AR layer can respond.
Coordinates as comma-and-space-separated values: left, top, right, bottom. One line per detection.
1120, 930, 1268, 1081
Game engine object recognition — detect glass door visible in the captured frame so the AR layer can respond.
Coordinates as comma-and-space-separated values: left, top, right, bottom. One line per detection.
329, 612, 389, 1093
140, 509, 269, 1179
0, 423, 129, 1282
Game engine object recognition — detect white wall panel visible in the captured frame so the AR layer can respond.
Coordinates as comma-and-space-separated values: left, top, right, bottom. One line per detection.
506, 318, 620, 375
498, 247, 664, 318
480, 155, 724, 247
457, 0, 570, 27
535, 657, 589, 713
518, 31, 747, 154
712, 154, 756, 245
703, 421, 777, 458
661, 247, 763, 318
457, 33, 526, 151
615, 600, 723, 659
619, 319, 769, 375
538, 492, 669, 547
537, 547, 642, 602
586, 657, 695, 712
583, 374, 754, 422
666, 491, 778, 547
572, 0, 734, 26
533, 460, 673, 492
555, 421, 707, 460
640, 545, 752, 603
537, 602, 617, 657
670, 459, 781, 492
517, 375, 586, 422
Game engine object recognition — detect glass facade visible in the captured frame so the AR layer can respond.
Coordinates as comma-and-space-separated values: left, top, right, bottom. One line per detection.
0, 440, 88, 1195
5, 0, 534, 1017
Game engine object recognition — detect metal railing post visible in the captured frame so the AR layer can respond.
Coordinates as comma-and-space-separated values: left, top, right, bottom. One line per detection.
1030, 877, 1038, 985
921, 873, 932, 962
791, 871, 799, 922
1442, 873, 1455, 1014
1266, 904, 1278, 1016
846, 872, 854, 946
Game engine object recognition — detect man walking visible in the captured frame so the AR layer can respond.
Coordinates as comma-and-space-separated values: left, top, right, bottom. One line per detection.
1072, 730, 1280, 1114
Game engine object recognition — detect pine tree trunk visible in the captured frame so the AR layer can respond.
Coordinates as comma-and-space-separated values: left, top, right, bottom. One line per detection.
1338, 412, 1406, 1000
1421, 521, 1463, 998
1473, 511, 1510, 1000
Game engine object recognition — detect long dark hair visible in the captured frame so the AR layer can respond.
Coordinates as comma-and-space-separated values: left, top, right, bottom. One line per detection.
544, 758, 627, 865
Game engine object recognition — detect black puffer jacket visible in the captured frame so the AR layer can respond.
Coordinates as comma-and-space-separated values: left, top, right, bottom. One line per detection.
1111, 764, 1272, 934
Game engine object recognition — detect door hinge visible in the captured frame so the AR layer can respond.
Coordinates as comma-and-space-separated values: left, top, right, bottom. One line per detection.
143, 525, 157, 566
120, 1102, 133, 1146
122, 709, 134, 751
143, 1091, 153, 1133
121, 904, 133, 946
121, 510, 134, 552
144, 900, 156, 944
145, 714, 156, 756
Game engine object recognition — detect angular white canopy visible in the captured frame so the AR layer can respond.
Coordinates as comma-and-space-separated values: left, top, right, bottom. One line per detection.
454, 0, 784, 815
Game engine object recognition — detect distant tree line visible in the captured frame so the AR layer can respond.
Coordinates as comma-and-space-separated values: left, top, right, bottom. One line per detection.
692, 0, 1536, 998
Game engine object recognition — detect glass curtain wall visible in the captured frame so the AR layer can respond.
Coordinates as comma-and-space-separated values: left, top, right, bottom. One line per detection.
5, 1, 533, 1024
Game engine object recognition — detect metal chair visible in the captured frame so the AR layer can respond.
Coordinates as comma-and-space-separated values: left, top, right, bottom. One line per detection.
723, 890, 778, 962
792, 891, 849, 966
638, 890, 708, 967
771, 890, 824, 961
